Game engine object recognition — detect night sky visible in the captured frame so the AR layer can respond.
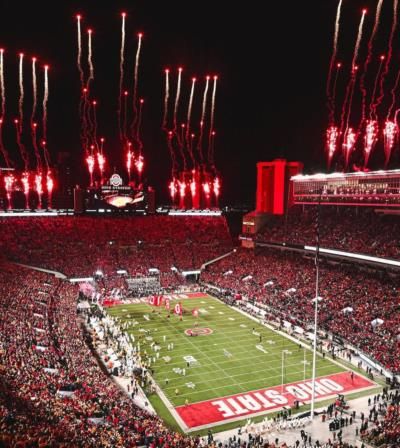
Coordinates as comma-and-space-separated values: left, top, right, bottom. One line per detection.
0, 0, 396, 205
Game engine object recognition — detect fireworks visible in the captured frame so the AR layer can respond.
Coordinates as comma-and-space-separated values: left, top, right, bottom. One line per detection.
364, 120, 379, 167
18, 53, 24, 134
86, 154, 95, 186
21, 171, 30, 208
169, 179, 177, 200
42, 65, 49, 142
213, 176, 221, 199
383, 120, 398, 167
118, 12, 126, 140
35, 172, 43, 208
342, 128, 357, 169
135, 155, 144, 175
4, 174, 14, 208
208, 75, 218, 165
326, 125, 339, 167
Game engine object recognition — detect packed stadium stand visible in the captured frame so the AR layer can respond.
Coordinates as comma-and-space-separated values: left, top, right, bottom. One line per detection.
0, 262, 203, 447
1, 211, 399, 447
0, 215, 232, 277
201, 248, 400, 374
255, 206, 400, 260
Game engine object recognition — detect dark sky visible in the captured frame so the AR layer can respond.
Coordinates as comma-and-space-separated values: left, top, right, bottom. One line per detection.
0, 0, 394, 205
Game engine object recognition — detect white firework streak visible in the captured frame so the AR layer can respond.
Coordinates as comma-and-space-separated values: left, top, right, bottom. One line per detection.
0, 49, 5, 118
76, 16, 84, 86
31, 58, 37, 124
118, 13, 126, 139
19, 53, 24, 133
162, 70, 170, 130
133, 33, 143, 111
186, 77, 196, 158
87, 29, 94, 86
352, 10, 366, 71
173, 67, 182, 131
42, 66, 49, 140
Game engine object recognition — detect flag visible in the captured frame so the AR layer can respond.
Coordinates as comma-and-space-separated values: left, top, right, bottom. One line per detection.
165, 298, 170, 310
192, 308, 199, 318
151, 295, 163, 306
174, 302, 182, 315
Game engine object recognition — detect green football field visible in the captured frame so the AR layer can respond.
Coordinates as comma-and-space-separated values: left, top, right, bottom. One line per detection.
106, 294, 343, 409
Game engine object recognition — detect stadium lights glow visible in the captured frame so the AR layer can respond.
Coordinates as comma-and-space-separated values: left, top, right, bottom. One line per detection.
304, 245, 400, 267
169, 210, 222, 216
181, 270, 201, 276
0, 211, 60, 217
291, 168, 400, 181
69, 277, 94, 283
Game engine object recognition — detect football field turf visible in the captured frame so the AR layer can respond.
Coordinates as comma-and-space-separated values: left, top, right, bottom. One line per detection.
106, 294, 374, 430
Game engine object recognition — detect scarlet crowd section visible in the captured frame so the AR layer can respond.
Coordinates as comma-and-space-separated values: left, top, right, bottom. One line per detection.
255, 206, 400, 260
0, 215, 233, 279
0, 263, 200, 446
202, 248, 400, 374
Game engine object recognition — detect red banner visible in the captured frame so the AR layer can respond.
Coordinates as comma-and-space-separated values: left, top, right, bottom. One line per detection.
175, 371, 375, 430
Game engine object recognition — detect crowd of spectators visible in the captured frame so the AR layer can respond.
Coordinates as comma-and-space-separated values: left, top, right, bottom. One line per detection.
0, 216, 232, 277
0, 262, 203, 447
201, 248, 400, 374
255, 207, 400, 260
362, 390, 400, 447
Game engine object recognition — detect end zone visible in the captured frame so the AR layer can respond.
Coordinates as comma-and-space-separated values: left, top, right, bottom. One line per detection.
175, 371, 377, 431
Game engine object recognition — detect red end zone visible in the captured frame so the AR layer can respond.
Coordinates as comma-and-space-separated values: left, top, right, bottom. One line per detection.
175, 372, 375, 429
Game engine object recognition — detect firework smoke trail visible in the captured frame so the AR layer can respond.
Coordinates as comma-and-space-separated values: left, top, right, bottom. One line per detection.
76, 15, 84, 87
352, 10, 366, 72
118, 12, 126, 140
387, 69, 400, 118
208, 75, 218, 165
14, 119, 29, 170
343, 67, 359, 147
87, 29, 94, 87
31, 58, 41, 171
0, 48, 11, 167
18, 53, 24, 134
340, 10, 366, 135
162, 69, 170, 131
197, 76, 210, 164
370, 56, 385, 119
42, 66, 50, 167
360, 0, 384, 124
167, 131, 177, 175
375, 0, 399, 114
173, 67, 182, 132
123, 90, 128, 141
131, 32, 143, 135
92, 100, 98, 149
327, 0, 343, 124
172, 68, 186, 168
0, 49, 5, 118
330, 63, 342, 123
185, 77, 196, 161
42, 65, 49, 142
135, 98, 144, 153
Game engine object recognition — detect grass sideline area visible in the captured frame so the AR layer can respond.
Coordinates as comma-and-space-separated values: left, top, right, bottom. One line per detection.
105, 294, 360, 431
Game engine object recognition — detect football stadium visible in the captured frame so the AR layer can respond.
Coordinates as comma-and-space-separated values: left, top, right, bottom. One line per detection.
1, 1, 400, 448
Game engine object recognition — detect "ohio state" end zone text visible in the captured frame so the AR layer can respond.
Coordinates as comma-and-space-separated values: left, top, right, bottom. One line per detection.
175, 371, 375, 429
